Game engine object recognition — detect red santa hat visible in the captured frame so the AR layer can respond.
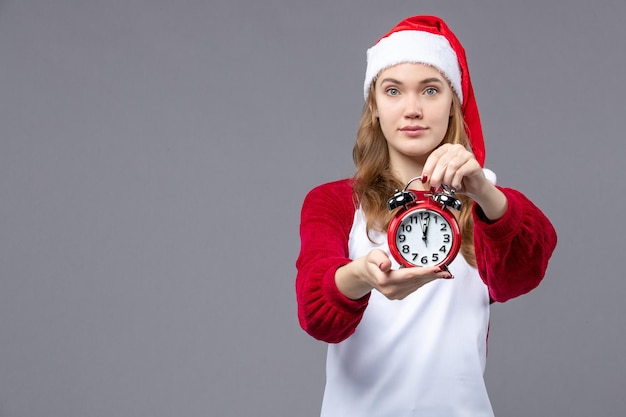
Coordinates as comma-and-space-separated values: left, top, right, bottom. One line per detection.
364, 15, 485, 166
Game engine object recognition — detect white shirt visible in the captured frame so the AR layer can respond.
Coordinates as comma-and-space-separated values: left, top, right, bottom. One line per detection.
320, 205, 494, 417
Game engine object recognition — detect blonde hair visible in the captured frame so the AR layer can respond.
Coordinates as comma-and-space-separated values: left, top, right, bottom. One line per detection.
352, 83, 477, 267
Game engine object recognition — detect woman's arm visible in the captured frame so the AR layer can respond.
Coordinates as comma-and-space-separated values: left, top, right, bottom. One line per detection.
295, 180, 370, 343
473, 187, 557, 302
421, 144, 557, 301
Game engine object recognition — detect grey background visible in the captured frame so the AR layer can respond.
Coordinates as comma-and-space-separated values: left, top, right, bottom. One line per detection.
1, 0, 624, 416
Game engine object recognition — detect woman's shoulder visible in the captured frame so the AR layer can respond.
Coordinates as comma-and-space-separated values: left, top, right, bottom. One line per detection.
308, 178, 354, 194
303, 178, 357, 212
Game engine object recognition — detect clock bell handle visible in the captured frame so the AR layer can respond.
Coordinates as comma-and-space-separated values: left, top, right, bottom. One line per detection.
387, 176, 425, 210
387, 189, 416, 210
402, 176, 424, 193
389, 176, 440, 210
432, 184, 463, 211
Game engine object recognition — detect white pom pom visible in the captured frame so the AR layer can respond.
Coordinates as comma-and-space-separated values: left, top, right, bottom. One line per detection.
483, 168, 497, 185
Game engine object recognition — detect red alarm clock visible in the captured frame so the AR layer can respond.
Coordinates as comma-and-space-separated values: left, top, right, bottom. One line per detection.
387, 177, 462, 270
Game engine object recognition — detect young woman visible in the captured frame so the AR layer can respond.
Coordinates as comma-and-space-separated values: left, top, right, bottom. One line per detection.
296, 15, 557, 416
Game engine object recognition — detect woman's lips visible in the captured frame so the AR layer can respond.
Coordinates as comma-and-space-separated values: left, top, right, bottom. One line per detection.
400, 125, 427, 137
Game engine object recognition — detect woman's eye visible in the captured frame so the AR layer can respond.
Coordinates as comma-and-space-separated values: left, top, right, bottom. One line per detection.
424, 87, 438, 96
386, 88, 400, 96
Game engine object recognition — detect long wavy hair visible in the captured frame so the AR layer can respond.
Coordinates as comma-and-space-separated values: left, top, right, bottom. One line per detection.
352, 82, 477, 267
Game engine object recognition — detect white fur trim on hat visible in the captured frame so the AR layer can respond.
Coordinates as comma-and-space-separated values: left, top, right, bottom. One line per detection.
364, 30, 463, 103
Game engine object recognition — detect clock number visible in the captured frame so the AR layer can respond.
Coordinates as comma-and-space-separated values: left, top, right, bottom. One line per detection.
402, 245, 410, 254
443, 234, 450, 243
410, 253, 428, 264
440, 223, 448, 231
401, 224, 412, 233
398, 234, 406, 243
439, 245, 447, 253
432, 253, 439, 262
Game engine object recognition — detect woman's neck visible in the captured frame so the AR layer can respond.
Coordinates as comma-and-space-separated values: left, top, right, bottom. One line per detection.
389, 155, 429, 191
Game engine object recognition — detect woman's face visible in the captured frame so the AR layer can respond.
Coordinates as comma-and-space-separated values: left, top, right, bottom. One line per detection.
374, 63, 454, 168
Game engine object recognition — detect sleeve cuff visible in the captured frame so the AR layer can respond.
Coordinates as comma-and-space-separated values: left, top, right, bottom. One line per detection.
321, 261, 370, 312
472, 187, 524, 242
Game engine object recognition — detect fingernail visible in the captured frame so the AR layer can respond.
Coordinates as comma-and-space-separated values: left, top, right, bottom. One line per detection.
421, 175, 428, 184
434, 268, 442, 273
445, 275, 454, 279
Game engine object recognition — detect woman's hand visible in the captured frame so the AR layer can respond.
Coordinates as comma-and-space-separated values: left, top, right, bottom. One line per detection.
335, 249, 453, 300
421, 144, 508, 221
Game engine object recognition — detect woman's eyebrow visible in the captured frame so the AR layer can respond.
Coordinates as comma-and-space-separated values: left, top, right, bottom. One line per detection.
379, 77, 404, 85
379, 77, 444, 86
419, 77, 444, 85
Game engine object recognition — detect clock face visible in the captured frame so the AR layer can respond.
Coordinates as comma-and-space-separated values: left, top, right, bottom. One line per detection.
389, 207, 460, 268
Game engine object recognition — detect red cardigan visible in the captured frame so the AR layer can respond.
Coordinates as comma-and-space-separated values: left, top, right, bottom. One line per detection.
296, 179, 557, 343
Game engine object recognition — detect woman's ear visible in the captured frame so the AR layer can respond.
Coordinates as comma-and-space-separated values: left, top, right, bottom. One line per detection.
369, 102, 379, 124
371, 109, 379, 124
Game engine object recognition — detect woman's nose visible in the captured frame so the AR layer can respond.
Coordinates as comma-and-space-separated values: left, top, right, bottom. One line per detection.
404, 96, 422, 118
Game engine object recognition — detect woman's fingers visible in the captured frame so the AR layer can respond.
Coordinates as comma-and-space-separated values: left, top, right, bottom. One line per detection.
376, 265, 453, 300
422, 144, 483, 193
367, 249, 392, 272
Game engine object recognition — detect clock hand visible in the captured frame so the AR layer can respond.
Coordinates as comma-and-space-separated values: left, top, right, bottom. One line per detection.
415, 215, 424, 238
422, 217, 429, 247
